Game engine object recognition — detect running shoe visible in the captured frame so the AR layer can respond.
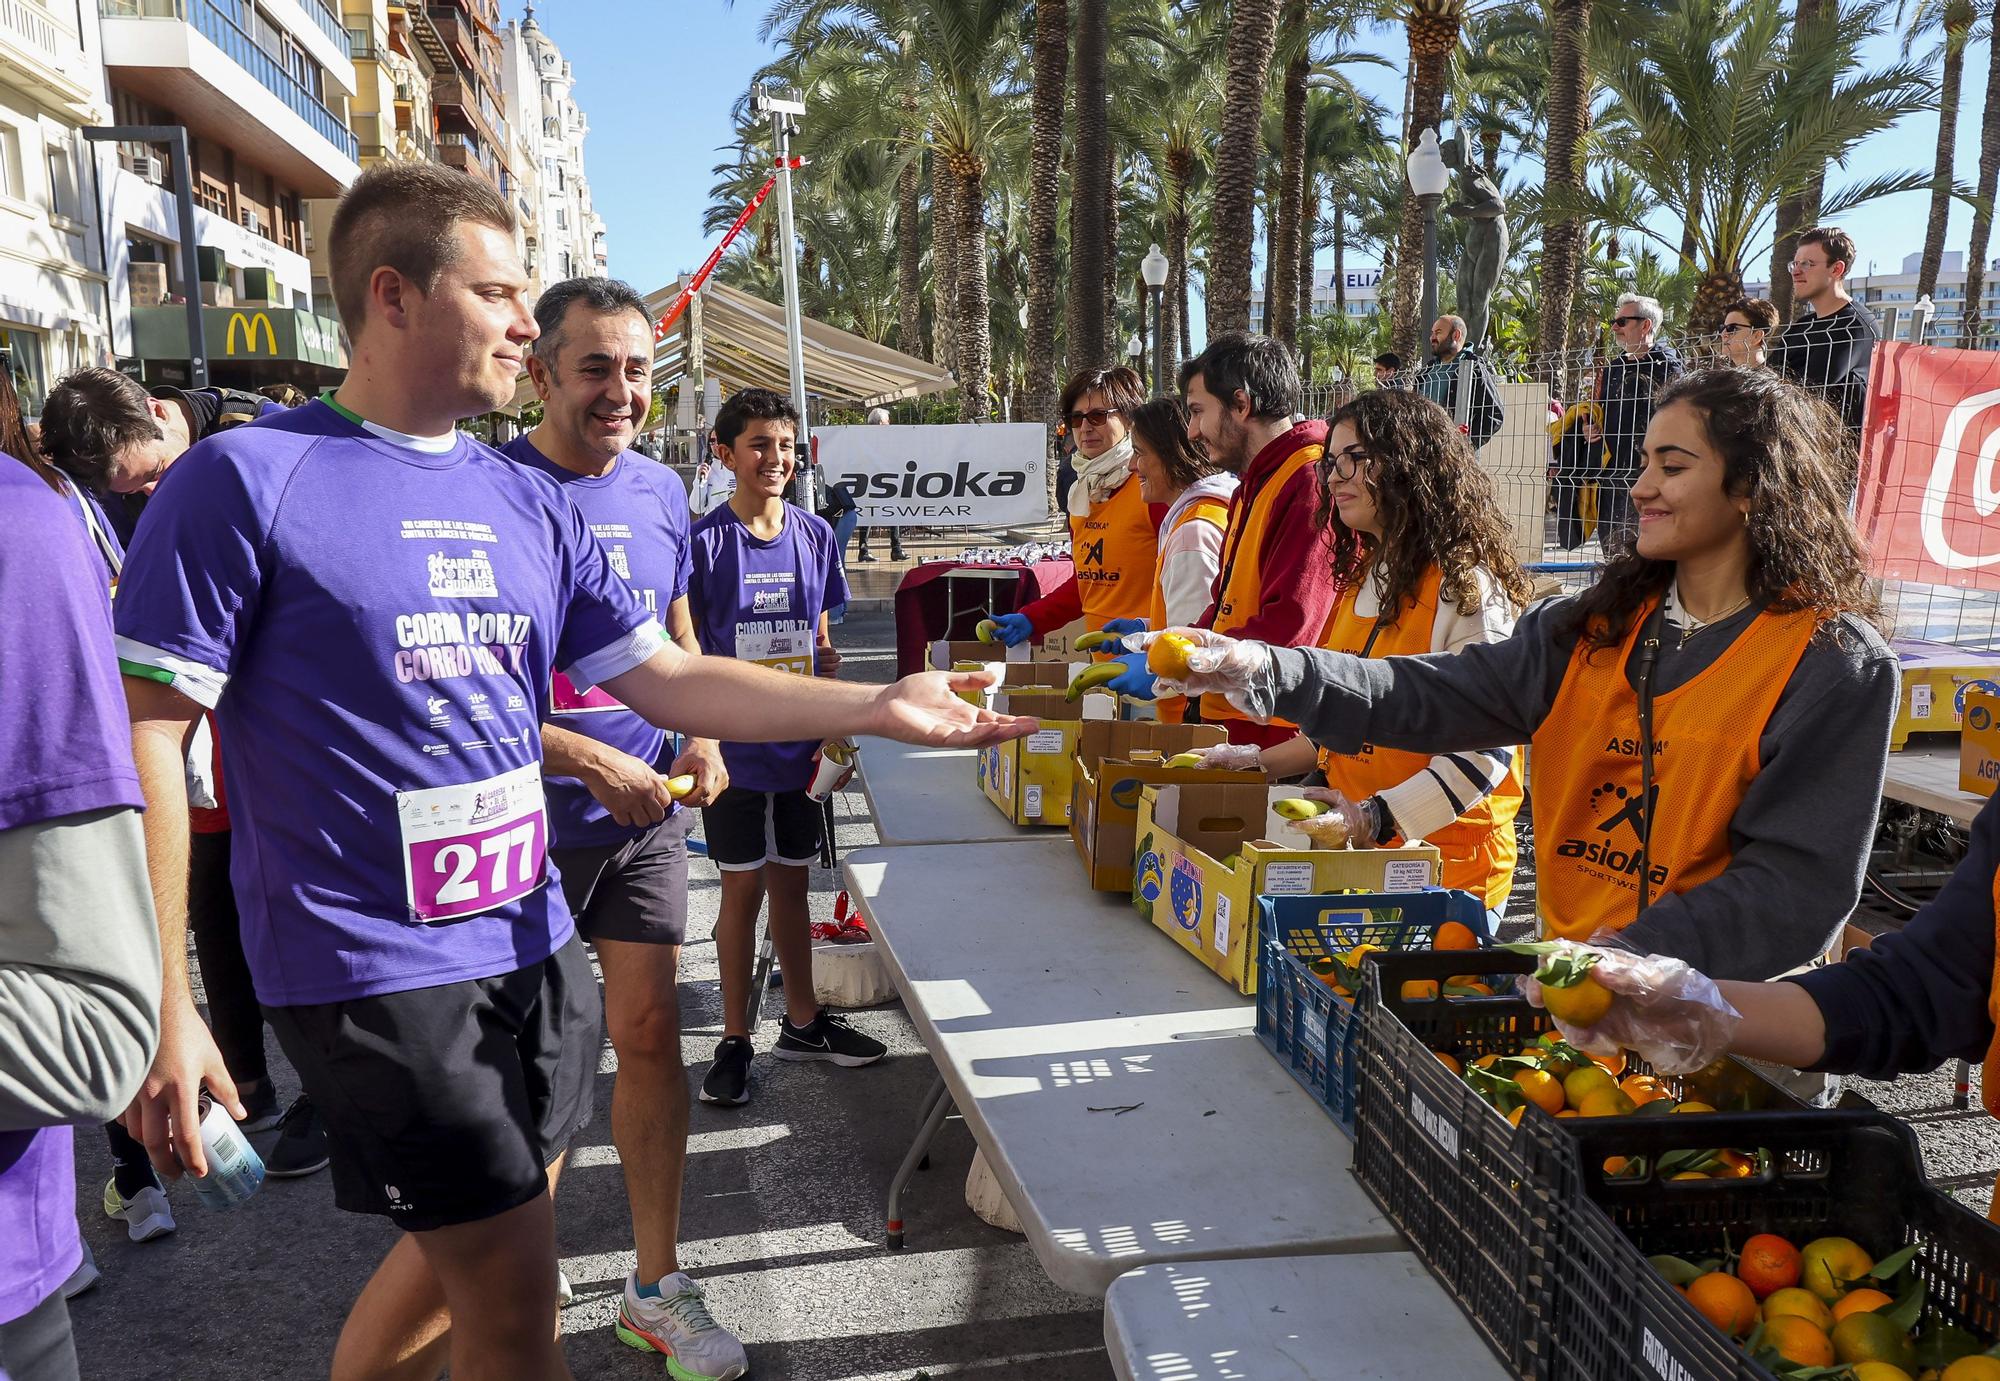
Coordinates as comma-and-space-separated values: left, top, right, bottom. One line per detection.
263, 1095, 331, 1178
616, 1272, 748, 1381
774, 1009, 885, 1067
558, 1269, 575, 1306
60, 1243, 100, 1300
102, 1177, 175, 1242
698, 1035, 754, 1107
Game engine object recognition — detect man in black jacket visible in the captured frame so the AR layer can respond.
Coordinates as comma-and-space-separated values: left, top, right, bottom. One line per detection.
1770, 225, 1880, 440
1586, 294, 1683, 551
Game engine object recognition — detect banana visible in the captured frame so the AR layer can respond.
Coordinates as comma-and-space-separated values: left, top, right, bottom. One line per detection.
1073, 629, 1121, 652
1066, 661, 1124, 702
1163, 751, 1207, 769
1273, 797, 1332, 821
663, 774, 698, 799
975, 619, 1001, 644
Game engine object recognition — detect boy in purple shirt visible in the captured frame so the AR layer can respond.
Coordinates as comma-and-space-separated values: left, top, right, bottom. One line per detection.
691, 389, 882, 1109
111, 164, 1034, 1381
501, 276, 745, 1376
0, 459, 161, 1381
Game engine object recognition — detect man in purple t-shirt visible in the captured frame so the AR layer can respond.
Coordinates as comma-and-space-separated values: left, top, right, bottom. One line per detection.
500, 276, 746, 1376
689, 388, 879, 1111
110, 163, 1034, 1381
0, 459, 161, 1381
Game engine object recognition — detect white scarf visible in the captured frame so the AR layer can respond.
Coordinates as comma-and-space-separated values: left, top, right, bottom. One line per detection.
1069, 434, 1135, 517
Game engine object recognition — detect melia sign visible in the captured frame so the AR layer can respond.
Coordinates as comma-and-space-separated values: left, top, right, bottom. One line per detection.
815, 422, 1046, 528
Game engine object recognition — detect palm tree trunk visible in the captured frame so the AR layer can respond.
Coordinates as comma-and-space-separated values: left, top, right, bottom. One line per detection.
1769, 0, 1830, 320
1105, 144, 1121, 350
1297, 171, 1318, 341
1207, 0, 1284, 336
1167, 153, 1191, 377
1073, 0, 1110, 366
1393, 16, 1459, 363
931, 154, 960, 384
1480, 126, 1501, 185
1333, 200, 1347, 314
1271, 0, 1308, 348
1026, 0, 1068, 502
1920, 19, 1970, 300
953, 156, 992, 421
1962, 3, 2000, 349
897, 92, 924, 359
1262, 166, 1281, 333
1537, 0, 1590, 390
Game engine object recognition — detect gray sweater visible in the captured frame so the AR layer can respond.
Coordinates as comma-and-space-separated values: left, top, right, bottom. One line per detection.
1251, 595, 1899, 980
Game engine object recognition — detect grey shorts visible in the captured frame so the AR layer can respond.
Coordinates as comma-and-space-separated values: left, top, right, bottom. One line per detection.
551, 810, 692, 946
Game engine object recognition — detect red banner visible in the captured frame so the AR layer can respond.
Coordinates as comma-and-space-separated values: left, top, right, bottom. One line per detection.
1856, 340, 2000, 589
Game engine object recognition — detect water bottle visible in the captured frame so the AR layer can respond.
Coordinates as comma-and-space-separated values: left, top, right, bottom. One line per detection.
187, 1089, 265, 1210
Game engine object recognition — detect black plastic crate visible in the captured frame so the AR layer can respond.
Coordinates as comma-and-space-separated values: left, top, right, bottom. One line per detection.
1549, 1110, 2000, 1381
1354, 950, 1815, 1380
1252, 889, 1488, 1133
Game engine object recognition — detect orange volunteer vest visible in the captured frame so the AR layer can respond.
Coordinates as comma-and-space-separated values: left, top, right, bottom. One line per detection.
1071, 472, 1158, 647
1530, 601, 1819, 941
1148, 496, 1231, 724
1200, 442, 1323, 725
1314, 567, 1522, 908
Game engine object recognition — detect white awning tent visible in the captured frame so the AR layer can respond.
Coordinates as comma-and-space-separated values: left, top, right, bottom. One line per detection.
505, 274, 953, 415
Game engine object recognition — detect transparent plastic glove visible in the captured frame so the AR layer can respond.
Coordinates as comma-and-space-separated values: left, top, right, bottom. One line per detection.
1099, 617, 1148, 638
1103, 650, 1157, 699
989, 612, 1035, 647
1517, 937, 1743, 1076
1127, 628, 1274, 719
1289, 787, 1370, 849
1195, 743, 1265, 771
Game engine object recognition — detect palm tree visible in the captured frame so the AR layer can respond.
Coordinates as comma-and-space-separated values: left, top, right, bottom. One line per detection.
1269, 0, 1309, 348
1389, 0, 1467, 361
1962, 0, 2000, 347
1768, 0, 1834, 319
1137, 7, 1223, 378
1073, 0, 1111, 366
1902, 0, 1981, 299
1538, 0, 1591, 397
1207, 0, 1284, 336
1025, 0, 1069, 436
1456, 6, 1545, 184
1594, 0, 1932, 332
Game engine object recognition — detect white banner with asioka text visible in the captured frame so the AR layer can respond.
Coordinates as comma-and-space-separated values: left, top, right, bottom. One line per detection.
814, 423, 1048, 528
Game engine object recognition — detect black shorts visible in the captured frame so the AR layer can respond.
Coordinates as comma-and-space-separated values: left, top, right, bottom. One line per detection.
551, 810, 692, 946
265, 935, 600, 1232
701, 786, 823, 871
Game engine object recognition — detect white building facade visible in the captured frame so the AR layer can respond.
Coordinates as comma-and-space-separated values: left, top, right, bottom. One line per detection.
1249, 265, 1384, 335
500, 2, 603, 298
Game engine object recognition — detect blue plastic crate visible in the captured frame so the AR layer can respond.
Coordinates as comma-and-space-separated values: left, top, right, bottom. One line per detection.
1252, 888, 1490, 1134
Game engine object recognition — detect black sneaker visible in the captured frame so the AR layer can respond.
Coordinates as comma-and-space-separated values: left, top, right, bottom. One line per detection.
236, 1081, 282, 1133
700, 1035, 754, 1107
774, 1009, 886, 1067
263, 1095, 331, 1178
855, 551, 878, 563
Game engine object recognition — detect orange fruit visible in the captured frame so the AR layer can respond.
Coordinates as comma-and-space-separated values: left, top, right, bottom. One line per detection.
1433, 921, 1480, 951
1737, 1234, 1802, 1298
1146, 631, 1199, 679
1401, 979, 1440, 1001
1449, 979, 1496, 995
1577, 1086, 1637, 1117
1850, 1366, 1915, 1381
1513, 1068, 1565, 1115
1619, 1074, 1671, 1105
1686, 1271, 1758, 1337
1832, 1288, 1896, 1322
1671, 1171, 1710, 1180
1602, 1156, 1630, 1176
1563, 1065, 1618, 1108
1714, 1150, 1757, 1179
1802, 1237, 1875, 1302
1435, 1051, 1462, 1075
1762, 1314, 1836, 1367
1943, 1359, 2000, 1381
1672, 1101, 1716, 1114
1590, 1050, 1628, 1077
1556, 1109, 1579, 1118
1763, 1288, 1834, 1330
1506, 1105, 1527, 1126
1831, 1312, 1915, 1369
1541, 974, 1615, 1026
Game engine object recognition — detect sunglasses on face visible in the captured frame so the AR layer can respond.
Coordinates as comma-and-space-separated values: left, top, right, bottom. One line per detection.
1720, 323, 1763, 336
1610, 316, 1648, 327
1065, 407, 1122, 428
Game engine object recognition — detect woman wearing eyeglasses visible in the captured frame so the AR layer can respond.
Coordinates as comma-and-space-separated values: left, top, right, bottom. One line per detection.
1158, 368, 1896, 980
1720, 297, 1780, 370
1225, 390, 1533, 921
984, 366, 1160, 654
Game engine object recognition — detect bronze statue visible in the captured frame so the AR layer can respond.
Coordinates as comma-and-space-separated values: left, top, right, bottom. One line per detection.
1442, 134, 1508, 349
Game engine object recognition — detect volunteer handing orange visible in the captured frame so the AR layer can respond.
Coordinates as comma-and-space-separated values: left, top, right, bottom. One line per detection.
1140, 368, 1898, 982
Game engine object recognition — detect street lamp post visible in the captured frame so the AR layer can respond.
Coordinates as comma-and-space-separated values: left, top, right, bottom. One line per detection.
1405, 129, 1449, 353
83, 124, 207, 388
1141, 243, 1169, 395
1911, 294, 1937, 346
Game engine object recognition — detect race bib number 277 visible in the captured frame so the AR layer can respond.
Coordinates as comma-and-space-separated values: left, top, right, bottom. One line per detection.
397, 762, 548, 923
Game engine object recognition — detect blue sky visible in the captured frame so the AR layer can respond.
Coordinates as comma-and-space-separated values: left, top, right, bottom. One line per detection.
547, 2, 1982, 323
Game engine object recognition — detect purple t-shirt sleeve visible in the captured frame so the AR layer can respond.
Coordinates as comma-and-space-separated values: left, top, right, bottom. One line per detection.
113, 447, 266, 696
820, 516, 849, 616
548, 485, 659, 682
0, 466, 141, 830
671, 479, 694, 604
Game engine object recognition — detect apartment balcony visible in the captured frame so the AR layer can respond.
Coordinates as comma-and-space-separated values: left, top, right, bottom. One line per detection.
101, 0, 360, 195
430, 71, 505, 162
0, 0, 102, 118
437, 130, 500, 192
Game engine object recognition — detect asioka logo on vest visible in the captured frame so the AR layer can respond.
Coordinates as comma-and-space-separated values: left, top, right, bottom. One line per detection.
1553, 769, 1669, 889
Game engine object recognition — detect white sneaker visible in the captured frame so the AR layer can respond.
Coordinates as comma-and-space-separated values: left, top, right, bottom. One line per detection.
101, 1178, 175, 1243
60, 1242, 101, 1299
557, 1269, 574, 1306
615, 1272, 748, 1381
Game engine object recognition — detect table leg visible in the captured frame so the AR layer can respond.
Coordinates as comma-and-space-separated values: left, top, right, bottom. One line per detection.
887, 1074, 953, 1251
745, 918, 776, 1031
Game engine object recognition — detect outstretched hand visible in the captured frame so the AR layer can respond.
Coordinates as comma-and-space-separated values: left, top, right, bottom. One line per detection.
867, 669, 1040, 748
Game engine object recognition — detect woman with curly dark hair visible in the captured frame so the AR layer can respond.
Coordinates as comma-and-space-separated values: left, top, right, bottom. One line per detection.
1168, 368, 1896, 979
1230, 389, 1535, 918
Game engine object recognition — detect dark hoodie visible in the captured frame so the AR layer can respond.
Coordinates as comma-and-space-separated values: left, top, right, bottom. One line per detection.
1596, 343, 1684, 479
